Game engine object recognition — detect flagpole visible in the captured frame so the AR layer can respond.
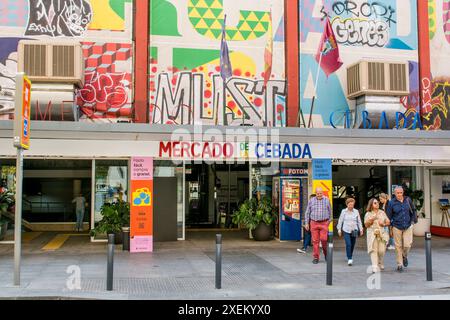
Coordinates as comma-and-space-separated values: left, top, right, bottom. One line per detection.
308, 50, 323, 128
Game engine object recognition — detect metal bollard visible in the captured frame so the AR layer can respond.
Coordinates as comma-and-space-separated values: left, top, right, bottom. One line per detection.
326, 232, 333, 286
122, 227, 130, 251
215, 234, 222, 289
425, 232, 433, 281
107, 233, 115, 291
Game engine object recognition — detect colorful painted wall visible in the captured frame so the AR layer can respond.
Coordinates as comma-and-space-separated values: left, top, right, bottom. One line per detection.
299, 0, 419, 128
0, 0, 133, 122
425, 0, 450, 130
149, 0, 286, 127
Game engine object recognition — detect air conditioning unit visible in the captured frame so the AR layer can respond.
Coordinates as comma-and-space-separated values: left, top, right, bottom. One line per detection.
346, 60, 409, 99
17, 40, 84, 88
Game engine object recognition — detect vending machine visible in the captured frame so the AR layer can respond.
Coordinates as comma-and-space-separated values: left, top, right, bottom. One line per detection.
278, 168, 309, 241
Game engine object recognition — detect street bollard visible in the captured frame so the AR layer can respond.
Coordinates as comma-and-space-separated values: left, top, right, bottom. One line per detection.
107, 233, 115, 291
425, 232, 433, 281
122, 227, 130, 251
215, 234, 222, 289
326, 232, 333, 286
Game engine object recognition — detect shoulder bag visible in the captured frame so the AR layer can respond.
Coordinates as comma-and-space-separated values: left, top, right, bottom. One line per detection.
351, 210, 361, 238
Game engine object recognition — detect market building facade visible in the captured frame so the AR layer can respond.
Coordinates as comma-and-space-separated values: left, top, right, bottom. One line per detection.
1, 1, 450, 247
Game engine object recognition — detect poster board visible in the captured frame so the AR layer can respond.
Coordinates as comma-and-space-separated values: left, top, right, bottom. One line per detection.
279, 178, 302, 241
130, 157, 153, 252
312, 159, 333, 233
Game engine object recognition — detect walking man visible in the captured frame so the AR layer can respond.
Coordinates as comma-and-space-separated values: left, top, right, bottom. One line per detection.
72, 193, 87, 232
386, 186, 417, 272
305, 188, 332, 264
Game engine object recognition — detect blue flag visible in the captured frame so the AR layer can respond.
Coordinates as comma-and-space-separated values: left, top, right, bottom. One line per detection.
220, 15, 232, 81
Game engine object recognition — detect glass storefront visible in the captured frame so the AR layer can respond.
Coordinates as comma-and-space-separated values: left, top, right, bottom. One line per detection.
429, 169, 450, 229
1, 160, 16, 193
93, 160, 128, 232
391, 166, 417, 196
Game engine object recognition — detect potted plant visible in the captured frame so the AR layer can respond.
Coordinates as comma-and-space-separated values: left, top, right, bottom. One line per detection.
117, 200, 130, 250
410, 190, 429, 236
0, 189, 14, 241
232, 196, 277, 241
90, 202, 123, 244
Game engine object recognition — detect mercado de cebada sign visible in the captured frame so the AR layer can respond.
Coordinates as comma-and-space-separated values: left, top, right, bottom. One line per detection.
329, 110, 424, 129
159, 141, 313, 160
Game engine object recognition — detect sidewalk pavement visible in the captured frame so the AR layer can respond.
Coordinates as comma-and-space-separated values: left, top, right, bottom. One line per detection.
0, 230, 449, 300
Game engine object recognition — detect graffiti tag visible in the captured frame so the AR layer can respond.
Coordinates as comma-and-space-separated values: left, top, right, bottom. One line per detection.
25, 0, 92, 37
151, 72, 286, 127
77, 71, 130, 115
332, 17, 389, 47
325, 1, 396, 26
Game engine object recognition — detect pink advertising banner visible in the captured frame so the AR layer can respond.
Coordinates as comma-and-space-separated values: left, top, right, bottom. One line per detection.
130, 156, 153, 253
131, 157, 153, 180
130, 235, 153, 252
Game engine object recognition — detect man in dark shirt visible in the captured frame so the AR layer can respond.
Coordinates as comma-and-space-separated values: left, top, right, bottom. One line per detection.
387, 186, 417, 272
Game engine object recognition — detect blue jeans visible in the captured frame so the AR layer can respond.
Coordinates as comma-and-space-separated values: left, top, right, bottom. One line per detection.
343, 231, 357, 260
76, 209, 84, 230
303, 229, 311, 249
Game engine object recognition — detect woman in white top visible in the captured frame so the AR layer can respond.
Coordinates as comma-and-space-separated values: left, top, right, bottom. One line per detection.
337, 198, 364, 266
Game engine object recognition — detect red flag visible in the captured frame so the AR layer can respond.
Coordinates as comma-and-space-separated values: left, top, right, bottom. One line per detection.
315, 18, 343, 77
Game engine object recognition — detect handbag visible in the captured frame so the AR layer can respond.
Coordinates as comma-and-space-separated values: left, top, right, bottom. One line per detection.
350, 212, 361, 237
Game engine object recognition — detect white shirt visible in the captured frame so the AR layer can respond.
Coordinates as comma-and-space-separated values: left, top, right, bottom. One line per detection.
337, 208, 363, 234
72, 196, 86, 211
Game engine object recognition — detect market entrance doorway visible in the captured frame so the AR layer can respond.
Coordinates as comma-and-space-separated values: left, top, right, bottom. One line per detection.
185, 163, 249, 229
332, 165, 388, 218
1, 159, 92, 233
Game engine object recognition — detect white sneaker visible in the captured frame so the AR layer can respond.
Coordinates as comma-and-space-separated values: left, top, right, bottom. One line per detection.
297, 248, 306, 254
387, 245, 395, 250
348, 259, 353, 266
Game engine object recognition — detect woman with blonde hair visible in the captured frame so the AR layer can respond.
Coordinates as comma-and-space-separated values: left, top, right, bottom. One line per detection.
365, 198, 391, 273
379, 193, 395, 250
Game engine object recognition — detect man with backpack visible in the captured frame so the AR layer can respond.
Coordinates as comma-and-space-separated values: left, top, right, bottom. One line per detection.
386, 186, 418, 272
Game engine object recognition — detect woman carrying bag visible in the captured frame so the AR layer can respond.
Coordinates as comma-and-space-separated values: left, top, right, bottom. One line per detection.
337, 198, 363, 266
379, 193, 395, 250
365, 198, 391, 273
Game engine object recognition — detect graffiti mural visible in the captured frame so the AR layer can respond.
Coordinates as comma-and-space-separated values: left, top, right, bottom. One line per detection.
300, 0, 419, 128
150, 0, 286, 127
188, 0, 271, 41
25, 0, 93, 37
0, 0, 133, 122
76, 42, 132, 120
426, 0, 450, 129
329, 1, 393, 47
0, 39, 22, 120
89, 0, 132, 31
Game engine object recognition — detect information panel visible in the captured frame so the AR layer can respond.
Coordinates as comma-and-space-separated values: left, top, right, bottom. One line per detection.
130, 157, 153, 252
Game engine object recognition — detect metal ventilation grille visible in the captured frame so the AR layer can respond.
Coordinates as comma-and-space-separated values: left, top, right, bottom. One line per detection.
389, 63, 407, 92
53, 45, 75, 77
347, 64, 360, 97
23, 44, 46, 77
368, 62, 385, 91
